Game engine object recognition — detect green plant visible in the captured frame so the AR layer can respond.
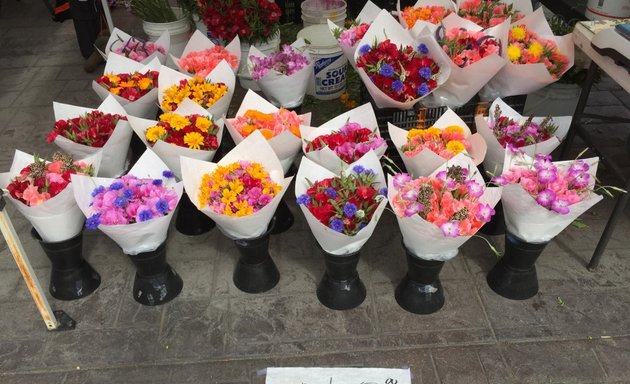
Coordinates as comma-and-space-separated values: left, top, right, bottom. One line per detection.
131, 0, 191, 23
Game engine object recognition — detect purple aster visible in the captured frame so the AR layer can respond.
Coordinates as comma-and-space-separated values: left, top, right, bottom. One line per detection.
152, 179, 163, 186
380, 64, 395, 77
418, 66, 432, 80
324, 188, 337, 198
343, 202, 358, 218
109, 182, 124, 191
417, 43, 429, 54
296, 193, 311, 206
476, 203, 495, 222
138, 209, 154, 222
114, 196, 127, 208
536, 188, 556, 208
123, 189, 134, 199
359, 44, 371, 55
392, 80, 404, 92
357, 222, 367, 231
91, 185, 105, 197
440, 221, 460, 237
417, 82, 430, 96
378, 187, 388, 196
155, 199, 169, 214
162, 170, 175, 179
352, 165, 365, 174
85, 214, 101, 230
551, 199, 570, 214
330, 218, 344, 232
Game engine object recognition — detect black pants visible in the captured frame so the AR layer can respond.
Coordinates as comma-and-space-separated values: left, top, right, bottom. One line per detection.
70, 0, 101, 58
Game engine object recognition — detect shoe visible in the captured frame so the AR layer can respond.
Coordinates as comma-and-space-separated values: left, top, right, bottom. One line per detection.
83, 51, 104, 73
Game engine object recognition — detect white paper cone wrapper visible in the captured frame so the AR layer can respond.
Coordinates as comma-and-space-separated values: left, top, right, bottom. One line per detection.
52, 95, 132, 177
72, 149, 183, 255
172, 31, 240, 75
295, 152, 387, 255
225, 90, 310, 174
158, 61, 235, 118
427, 15, 508, 107
480, 8, 574, 98
128, 98, 224, 180
475, 97, 571, 174
100, 28, 169, 65
388, 153, 501, 260
500, 152, 602, 243
1, 150, 101, 242
180, 130, 292, 239
354, 10, 451, 109
400, 0, 458, 37
300, 102, 386, 174
92, 53, 161, 118
248, 39, 313, 108
389, 108, 487, 177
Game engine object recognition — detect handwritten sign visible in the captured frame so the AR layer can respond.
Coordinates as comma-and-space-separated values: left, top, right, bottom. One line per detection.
265, 368, 412, 384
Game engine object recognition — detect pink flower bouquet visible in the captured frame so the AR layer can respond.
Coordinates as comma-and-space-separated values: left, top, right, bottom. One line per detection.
98, 27, 169, 65
481, 8, 574, 98
52, 95, 132, 178
180, 130, 292, 239
329, 0, 381, 68
248, 40, 313, 108
72, 149, 183, 255
475, 97, 572, 174
225, 90, 311, 174
491, 151, 602, 243
173, 30, 241, 77
389, 108, 487, 177
456, 0, 531, 28
0, 150, 100, 242
388, 153, 501, 260
300, 103, 386, 174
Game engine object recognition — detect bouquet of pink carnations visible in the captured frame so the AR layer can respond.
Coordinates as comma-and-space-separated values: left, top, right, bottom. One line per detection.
173, 30, 241, 77
98, 28, 169, 64
456, 0, 532, 28
475, 98, 572, 174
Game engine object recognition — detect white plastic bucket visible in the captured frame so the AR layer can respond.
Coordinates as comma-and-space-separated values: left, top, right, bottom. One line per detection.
297, 24, 348, 100
585, 0, 630, 20
238, 33, 281, 90
301, 0, 347, 27
142, 7, 190, 57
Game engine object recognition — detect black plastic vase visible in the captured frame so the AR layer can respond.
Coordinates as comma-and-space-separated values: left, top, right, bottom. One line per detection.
32, 229, 101, 301
317, 249, 366, 310
126, 242, 183, 306
175, 192, 216, 236
232, 225, 279, 293
395, 243, 446, 315
270, 199, 294, 235
487, 231, 550, 300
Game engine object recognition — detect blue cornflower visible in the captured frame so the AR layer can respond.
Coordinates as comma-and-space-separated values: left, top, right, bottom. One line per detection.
378, 187, 388, 196
392, 80, 404, 92
123, 189, 134, 199
91, 185, 105, 197
162, 170, 175, 179
324, 188, 337, 198
109, 182, 124, 191
417, 43, 429, 54
419, 66, 432, 80
296, 193, 311, 206
330, 218, 344, 233
85, 214, 101, 230
343, 202, 358, 218
380, 64, 394, 78
417, 82, 430, 96
152, 179, 163, 186
359, 44, 371, 55
352, 165, 365, 174
155, 199, 169, 214
114, 196, 127, 208
138, 209, 154, 222
357, 222, 367, 231
362, 169, 375, 176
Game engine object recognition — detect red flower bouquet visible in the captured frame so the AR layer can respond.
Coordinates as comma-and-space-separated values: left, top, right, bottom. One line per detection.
95, 70, 159, 102
304, 121, 386, 164
198, 0, 281, 45
457, 0, 525, 28
47, 110, 127, 147
145, 113, 220, 151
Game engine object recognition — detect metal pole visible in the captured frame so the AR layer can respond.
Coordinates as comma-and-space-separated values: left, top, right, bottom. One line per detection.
0, 191, 67, 331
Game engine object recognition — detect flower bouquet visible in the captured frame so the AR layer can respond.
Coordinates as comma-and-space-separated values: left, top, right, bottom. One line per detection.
487, 151, 603, 299
92, 53, 161, 118
225, 90, 311, 174
0, 150, 101, 300
248, 39, 313, 108
158, 61, 235, 119
180, 131, 292, 293
172, 30, 241, 77
388, 153, 501, 313
456, 0, 532, 28
481, 8, 574, 98
72, 149, 184, 305
425, 13, 508, 107
389, 108, 487, 177
328, 0, 381, 68
50, 95, 132, 178
475, 97, 572, 174
300, 102, 386, 174
97, 27, 169, 64
295, 152, 388, 309
397, 0, 455, 35
354, 9, 451, 109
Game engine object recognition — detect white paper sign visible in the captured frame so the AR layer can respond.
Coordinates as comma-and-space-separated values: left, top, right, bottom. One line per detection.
265, 367, 411, 384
